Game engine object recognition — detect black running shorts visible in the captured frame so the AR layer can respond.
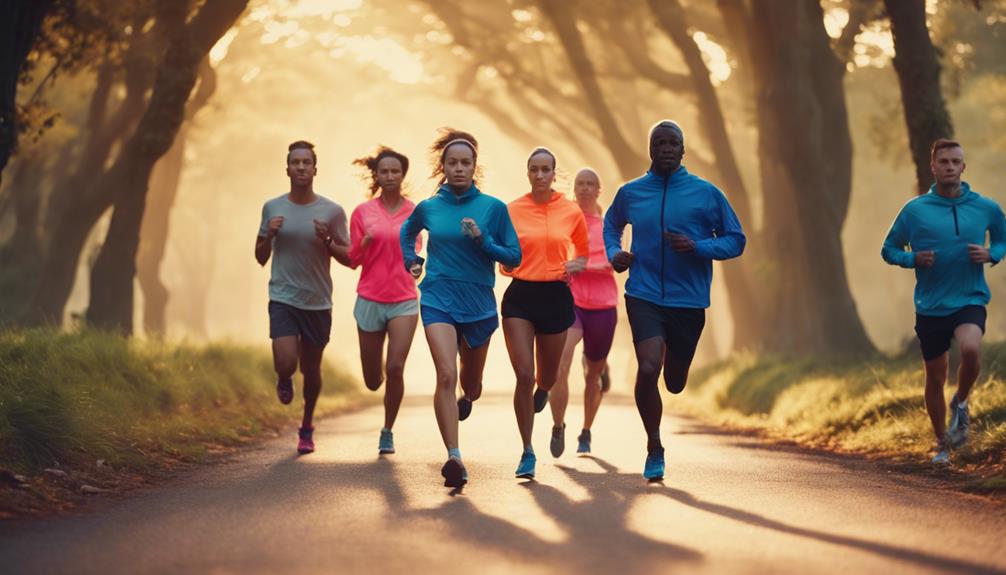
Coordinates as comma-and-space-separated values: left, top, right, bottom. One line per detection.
501, 278, 576, 335
625, 295, 705, 364
915, 305, 986, 361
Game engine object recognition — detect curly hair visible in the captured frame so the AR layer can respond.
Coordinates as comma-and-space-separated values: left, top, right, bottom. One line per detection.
429, 127, 483, 186
352, 146, 410, 197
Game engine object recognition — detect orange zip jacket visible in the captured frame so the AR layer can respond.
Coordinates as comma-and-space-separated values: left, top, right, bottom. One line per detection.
503, 191, 589, 281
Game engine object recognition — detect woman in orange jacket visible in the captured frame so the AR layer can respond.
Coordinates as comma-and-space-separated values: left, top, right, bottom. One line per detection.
502, 147, 589, 479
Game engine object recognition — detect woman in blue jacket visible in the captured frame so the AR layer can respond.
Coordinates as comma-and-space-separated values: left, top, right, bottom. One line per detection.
400, 128, 521, 489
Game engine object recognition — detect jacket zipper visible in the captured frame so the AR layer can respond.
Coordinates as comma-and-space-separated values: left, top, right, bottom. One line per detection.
660, 174, 668, 300
952, 204, 959, 236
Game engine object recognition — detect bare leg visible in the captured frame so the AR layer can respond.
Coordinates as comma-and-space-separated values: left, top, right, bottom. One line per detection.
504, 318, 537, 450
459, 336, 490, 403
383, 314, 418, 430
954, 324, 983, 402
299, 342, 325, 429
923, 353, 950, 442
357, 327, 387, 392
425, 324, 460, 449
272, 336, 299, 381
634, 337, 665, 451
550, 327, 583, 428
583, 357, 606, 430
662, 346, 694, 395
535, 330, 568, 393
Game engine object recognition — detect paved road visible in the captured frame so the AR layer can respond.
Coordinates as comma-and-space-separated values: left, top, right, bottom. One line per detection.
2, 393, 1005, 574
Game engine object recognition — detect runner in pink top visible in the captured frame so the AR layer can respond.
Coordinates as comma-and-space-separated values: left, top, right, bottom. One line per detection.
333, 146, 420, 456
549, 168, 619, 457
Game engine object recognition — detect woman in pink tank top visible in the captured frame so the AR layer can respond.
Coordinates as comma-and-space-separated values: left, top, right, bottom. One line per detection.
333, 147, 420, 456
548, 168, 619, 458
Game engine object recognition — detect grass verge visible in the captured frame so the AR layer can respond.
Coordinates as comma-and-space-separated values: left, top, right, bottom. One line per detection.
0, 328, 365, 515
678, 343, 1006, 491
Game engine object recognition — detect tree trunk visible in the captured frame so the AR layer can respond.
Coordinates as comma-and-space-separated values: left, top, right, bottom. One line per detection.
648, 0, 763, 352
22, 57, 152, 326
136, 59, 216, 336
0, 147, 43, 264
538, 0, 647, 180
748, 0, 875, 355
884, 0, 954, 195
0, 0, 52, 182
85, 0, 247, 334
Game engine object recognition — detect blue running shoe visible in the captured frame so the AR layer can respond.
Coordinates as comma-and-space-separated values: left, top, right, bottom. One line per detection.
533, 388, 549, 413
378, 428, 395, 454
577, 429, 591, 454
932, 441, 951, 466
947, 395, 970, 449
515, 451, 537, 479
458, 396, 473, 422
442, 456, 467, 488
643, 447, 665, 480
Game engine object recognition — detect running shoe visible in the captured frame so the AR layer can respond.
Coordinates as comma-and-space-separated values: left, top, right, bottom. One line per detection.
297, 426, 315, 454
550, 423, 566, 458
947, 395, 970, 449
458, 396, 473, 421
643, 447, 665, 480
533, 388, 549, 413
378, 428, 395, 454
515, 451, 537, 479
931, 442, 951, 466
441, 456, 468, 488
600, 364, 611, 394
276, 376, 294, 405
577, 429, 591, 454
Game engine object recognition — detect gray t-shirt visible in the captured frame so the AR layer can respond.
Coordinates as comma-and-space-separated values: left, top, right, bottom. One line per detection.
258, 193, 348, 310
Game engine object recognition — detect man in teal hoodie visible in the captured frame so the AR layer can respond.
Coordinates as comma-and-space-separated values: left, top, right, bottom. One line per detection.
882, 139, 1006, 465
604, 120, 746, 480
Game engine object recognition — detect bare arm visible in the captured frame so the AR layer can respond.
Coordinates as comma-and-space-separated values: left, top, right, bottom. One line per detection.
256, 216, 284, 266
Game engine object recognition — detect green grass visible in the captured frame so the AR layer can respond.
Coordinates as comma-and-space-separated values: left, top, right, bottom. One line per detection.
0, 328, 362, 474
680, 344, 1006, 465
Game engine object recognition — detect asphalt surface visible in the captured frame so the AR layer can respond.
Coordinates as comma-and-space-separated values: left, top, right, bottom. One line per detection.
2, 393, 1005, 574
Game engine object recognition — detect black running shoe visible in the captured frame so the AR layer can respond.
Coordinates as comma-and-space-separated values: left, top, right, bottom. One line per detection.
533, 388, 549, 413
441, 456, 468, 488
550, 423, 566, 458
277, 377, 294, 405
458, 396, 473, 421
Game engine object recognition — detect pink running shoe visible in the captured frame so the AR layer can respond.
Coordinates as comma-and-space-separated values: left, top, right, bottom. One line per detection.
297, 426, 315, 454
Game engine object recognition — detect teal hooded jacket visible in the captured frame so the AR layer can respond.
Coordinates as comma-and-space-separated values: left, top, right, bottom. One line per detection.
400, 183, 521, 321
882, 182, 1006, 316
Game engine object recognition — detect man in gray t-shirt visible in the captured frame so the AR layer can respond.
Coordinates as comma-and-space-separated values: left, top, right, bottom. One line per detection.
255, 140, 348, 455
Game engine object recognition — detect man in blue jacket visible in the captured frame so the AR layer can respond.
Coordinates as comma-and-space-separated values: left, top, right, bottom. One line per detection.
882, 139, 1006, 465
604, 120, 746, 480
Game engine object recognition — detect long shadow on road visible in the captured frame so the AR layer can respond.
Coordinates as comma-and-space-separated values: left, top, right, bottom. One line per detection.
562, 456, 1004, 574
248, 451, 1004, 574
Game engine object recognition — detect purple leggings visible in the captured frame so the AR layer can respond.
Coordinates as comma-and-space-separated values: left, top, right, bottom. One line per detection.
572, 306, 617, 361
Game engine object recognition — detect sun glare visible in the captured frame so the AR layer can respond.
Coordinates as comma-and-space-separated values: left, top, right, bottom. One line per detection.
337, 36, 425, 84
692, 32, 731, 85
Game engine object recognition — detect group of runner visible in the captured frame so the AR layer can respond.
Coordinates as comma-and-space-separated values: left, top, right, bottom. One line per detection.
257, 121, 998, 487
